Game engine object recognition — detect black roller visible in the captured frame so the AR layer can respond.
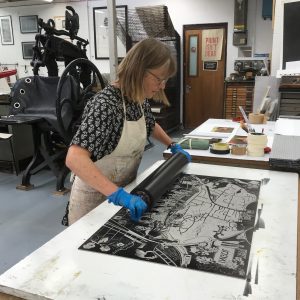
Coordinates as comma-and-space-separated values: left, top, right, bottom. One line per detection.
131, 152, 189, 209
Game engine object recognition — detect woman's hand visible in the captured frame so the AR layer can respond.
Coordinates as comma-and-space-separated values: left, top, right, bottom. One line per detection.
108, 187, 148, 222
170, 143, 192, 162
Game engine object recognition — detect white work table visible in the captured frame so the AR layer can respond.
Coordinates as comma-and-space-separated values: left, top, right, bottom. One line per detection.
0, 161, 298, 300
164, 118, 275, 169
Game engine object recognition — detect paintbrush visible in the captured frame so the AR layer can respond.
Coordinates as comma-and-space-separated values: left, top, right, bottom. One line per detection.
240, 121, 249, 133
239, 106, 255, 133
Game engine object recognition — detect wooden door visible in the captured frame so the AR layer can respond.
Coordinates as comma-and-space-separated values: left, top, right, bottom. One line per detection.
183, 23, 227, 128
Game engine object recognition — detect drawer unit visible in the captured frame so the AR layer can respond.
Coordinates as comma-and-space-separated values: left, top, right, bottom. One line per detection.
224, 81, 254, 119
279, 92, 300, 116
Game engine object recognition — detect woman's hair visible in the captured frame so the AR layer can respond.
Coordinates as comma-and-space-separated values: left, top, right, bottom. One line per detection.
116, 38, 177, 105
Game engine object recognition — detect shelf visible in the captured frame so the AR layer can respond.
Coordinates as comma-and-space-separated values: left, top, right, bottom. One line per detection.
223, 81, 254, 119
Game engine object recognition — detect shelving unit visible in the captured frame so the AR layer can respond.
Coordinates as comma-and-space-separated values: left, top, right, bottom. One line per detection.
278, 77, 300, 116
238, 46, 252, 57
223, 80, 254, 119
126, 5, 181, 132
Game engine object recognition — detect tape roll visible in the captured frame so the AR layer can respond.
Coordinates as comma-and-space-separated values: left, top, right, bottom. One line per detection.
210, 148, 230, 154
247, 133, 268, 157
211, 142, 229, 151
248, 113, 265, 124
210, 142, 230, 155
247, 133, 268, 144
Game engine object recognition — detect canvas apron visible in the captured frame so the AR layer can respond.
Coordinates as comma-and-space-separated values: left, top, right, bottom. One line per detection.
68, 101, 147, 225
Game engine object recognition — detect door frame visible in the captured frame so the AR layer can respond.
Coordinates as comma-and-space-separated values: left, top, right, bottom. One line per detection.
182, 23, 228, 127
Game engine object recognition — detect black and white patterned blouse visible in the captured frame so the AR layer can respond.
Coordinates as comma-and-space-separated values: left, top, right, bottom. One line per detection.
71, 85, 156, 161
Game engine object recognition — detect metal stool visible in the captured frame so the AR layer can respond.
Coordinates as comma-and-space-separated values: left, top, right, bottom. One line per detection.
0, 133, 19, 175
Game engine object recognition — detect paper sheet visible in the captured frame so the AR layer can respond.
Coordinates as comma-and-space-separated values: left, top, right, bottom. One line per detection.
0, 78, 10, 94
184, 122, 240, 139
274, 118, 300, 136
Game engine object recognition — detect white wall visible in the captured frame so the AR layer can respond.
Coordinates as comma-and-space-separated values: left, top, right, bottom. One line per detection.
0, 0, 273, 78
248, 0, 273, 55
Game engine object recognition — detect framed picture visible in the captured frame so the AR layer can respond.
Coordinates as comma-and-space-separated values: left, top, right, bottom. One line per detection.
0, 16, 14, 45
22, 41, 35, 59
19, 15, 38, 33
53, 16, 65, 30
93, 5, 128, 59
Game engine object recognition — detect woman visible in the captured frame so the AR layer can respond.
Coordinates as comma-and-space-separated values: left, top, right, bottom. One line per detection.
66, 38, 191, 225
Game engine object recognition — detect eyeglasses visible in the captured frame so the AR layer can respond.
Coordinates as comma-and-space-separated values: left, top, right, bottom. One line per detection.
147, 70, 168, 85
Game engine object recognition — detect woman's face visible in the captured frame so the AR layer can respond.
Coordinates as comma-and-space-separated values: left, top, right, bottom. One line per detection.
143, 64, 169, 99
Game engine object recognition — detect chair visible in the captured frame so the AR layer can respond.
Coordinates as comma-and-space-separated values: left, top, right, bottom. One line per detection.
3, 58, 105, 194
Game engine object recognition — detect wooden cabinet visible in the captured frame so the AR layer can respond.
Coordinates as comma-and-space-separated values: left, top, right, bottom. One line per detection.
223, 81, 254, 119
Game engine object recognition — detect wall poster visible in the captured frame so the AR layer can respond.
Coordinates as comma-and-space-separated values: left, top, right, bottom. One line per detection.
0, 15, 14, 45
80, 173, 261, 279
19, 15, 38, 34
202, 28, 223, 61
22, 41, 35, 59
93, 5, 128, 59
53, 16, 65, 30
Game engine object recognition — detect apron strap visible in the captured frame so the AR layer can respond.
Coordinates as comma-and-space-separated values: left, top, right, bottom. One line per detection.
122, 94, 144, 120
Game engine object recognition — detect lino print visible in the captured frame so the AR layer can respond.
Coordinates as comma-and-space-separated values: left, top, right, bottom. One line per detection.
79, 174, 261, 278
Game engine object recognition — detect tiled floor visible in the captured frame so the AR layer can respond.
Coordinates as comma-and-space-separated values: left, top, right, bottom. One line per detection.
0, 130, 186, 275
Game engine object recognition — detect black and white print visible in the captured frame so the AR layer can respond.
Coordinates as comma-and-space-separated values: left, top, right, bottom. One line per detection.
80, 173, 261, 278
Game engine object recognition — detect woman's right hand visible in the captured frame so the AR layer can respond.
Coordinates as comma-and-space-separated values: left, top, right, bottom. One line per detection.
108, 187, 148, 222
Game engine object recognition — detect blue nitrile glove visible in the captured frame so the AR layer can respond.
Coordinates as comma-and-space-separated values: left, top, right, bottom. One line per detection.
170, 143, 192, 162
108, 187, 148, 222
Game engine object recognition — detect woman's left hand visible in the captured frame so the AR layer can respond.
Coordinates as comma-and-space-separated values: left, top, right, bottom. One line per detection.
170, 143, 192, 162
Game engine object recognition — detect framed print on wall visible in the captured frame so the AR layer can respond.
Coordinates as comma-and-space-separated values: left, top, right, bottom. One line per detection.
93, 5, 128, 59
53, 16, 65, 30
0, 16, 14, 45
22, 41, 35, 59
19, 15, 38, 34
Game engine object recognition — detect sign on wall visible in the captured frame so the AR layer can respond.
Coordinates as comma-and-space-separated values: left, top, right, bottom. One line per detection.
203, 61, 218, 71
202, 28, 223, 61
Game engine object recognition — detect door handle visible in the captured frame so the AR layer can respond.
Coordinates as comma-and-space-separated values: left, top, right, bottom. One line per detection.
186, 84, 191, 93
